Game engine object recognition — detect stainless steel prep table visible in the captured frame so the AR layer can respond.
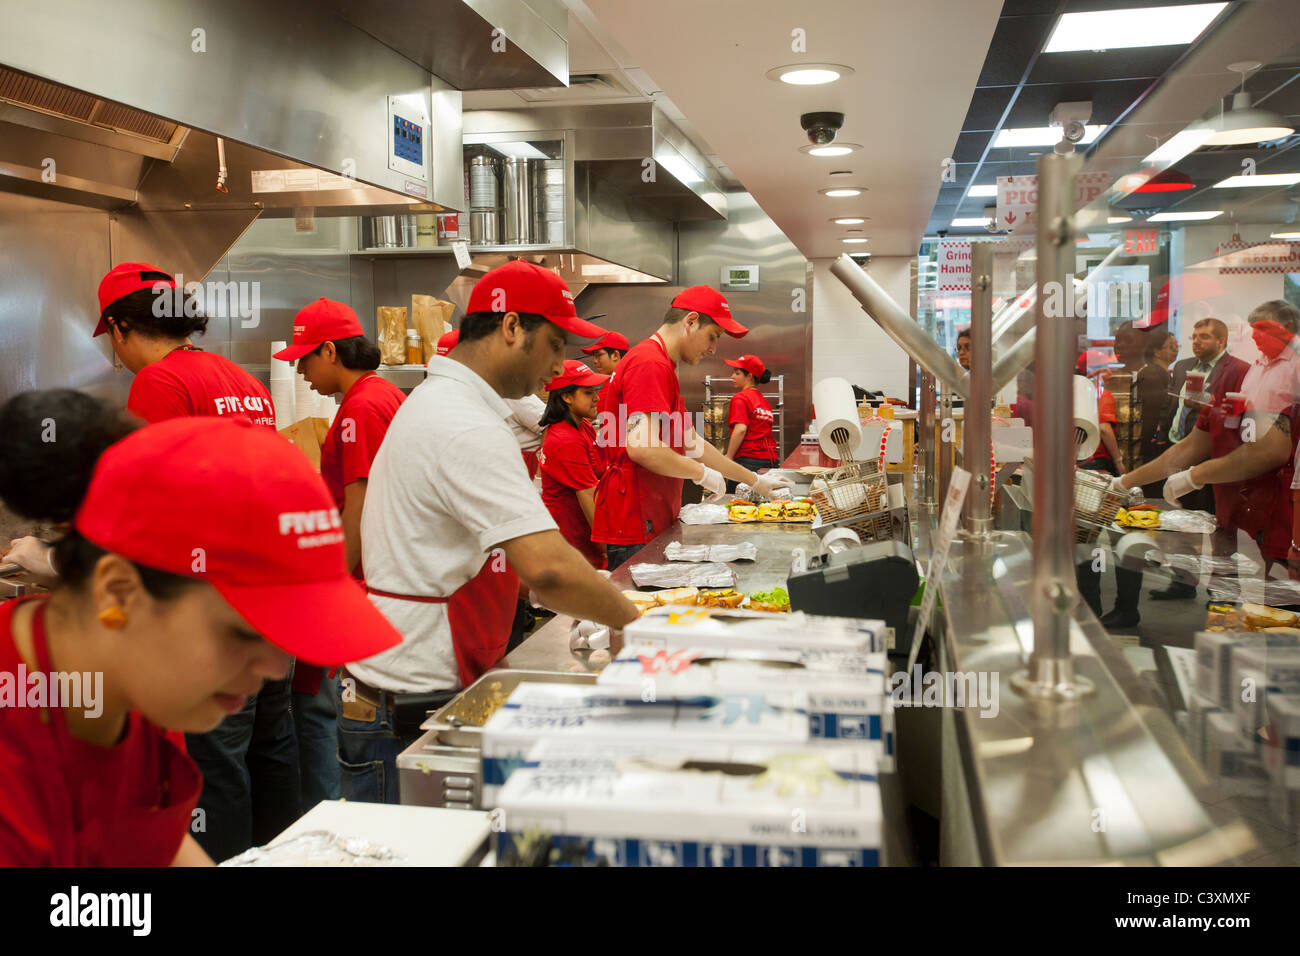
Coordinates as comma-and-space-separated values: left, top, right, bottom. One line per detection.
506, 519, 818, 672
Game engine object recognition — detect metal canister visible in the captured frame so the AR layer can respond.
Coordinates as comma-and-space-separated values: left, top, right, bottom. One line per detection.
371, 216, 398, 248
534, 159, 565, 245
501, 156, 533, 245
469, 155, 500, 244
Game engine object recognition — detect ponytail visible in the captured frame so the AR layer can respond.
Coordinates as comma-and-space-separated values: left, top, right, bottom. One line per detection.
758, 369, 772, 385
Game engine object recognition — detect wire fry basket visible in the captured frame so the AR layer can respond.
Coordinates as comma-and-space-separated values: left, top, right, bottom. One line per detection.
809, 456, 893, 542
1073, 467, 1127, 543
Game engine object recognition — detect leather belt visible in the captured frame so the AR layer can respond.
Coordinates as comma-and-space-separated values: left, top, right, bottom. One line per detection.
341, 667, 400, 709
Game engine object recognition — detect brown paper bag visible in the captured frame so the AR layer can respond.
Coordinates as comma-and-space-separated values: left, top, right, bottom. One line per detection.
411, 295, 452, 363
377, 306, 408, 365
279, 417, 325, 471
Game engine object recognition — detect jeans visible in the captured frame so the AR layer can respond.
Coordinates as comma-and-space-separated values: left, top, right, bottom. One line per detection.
336, 682, 423, 805
292, 671, 340, 815
605, 543, 644, 572
727, 456, 779, 494
185, 674, 301, 862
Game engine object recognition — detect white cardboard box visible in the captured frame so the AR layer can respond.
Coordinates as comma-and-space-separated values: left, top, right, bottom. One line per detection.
1196, 631, 1299, 709
624, 606, 887, 654
494, 740, 882, 867
1230, 645, 1300, 747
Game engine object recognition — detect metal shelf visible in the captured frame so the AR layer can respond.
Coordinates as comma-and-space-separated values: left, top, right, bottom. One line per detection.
700, 375, 786, 463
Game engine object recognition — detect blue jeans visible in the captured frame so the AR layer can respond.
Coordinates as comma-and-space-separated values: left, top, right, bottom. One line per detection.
185, 673, 301, 862
727, 456, 779, 493
293, 671, 340, 814
336, 682, 423, 805
605, 543, 645, 572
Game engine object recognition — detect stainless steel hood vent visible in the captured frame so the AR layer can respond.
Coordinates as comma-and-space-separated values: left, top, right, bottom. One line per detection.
0, 67, 181, 143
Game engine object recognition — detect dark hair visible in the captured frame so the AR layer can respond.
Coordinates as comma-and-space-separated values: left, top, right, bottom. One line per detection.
596, 348, 626, 361
736, 366, 773, 386
663, 305, 719, 329
0, 389, 192, 597
458, 310, 550, 345
1193, 317, 1229, 341
956, 329, 971, 343
1250, 299, 1300, 334
310, 335, 381, 371
101, 286, 208, 340
538, 385, 579, 428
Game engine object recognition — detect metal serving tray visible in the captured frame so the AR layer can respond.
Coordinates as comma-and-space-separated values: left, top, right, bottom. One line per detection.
420, 668, 596, 747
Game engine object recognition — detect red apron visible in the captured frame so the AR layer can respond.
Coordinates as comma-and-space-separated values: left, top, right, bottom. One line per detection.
367, 555, 519, 688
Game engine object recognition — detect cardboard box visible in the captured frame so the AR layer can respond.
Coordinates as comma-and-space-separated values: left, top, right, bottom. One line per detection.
624, 606, 887, 654
1231, 645, 1300, 748
1185, 691, 1224, 765
1195, 631, 1299, 709
1262, 695, 1300, 788
495, 739, 882, 867
479, 683, 883, 806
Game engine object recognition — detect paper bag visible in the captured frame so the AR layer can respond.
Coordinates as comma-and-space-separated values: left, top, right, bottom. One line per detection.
411, 295, 453, 363
377, 306, 408, 365
279, 417, 328, 471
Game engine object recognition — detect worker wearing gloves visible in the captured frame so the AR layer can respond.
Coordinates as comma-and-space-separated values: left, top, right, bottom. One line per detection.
1118, 301, 1300, 572
591, 287, 793, 570
344, 261, 639, 803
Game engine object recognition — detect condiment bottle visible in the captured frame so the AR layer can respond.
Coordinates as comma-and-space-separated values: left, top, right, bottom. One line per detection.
406, 329, 422, 365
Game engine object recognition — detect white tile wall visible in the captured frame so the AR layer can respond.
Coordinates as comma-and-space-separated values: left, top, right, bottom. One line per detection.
811, 256, 915, 404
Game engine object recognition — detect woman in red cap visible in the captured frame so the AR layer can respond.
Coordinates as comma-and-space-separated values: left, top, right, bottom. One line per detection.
273, 298, 404, 815
538, 360, 611, 569
724, 354, 780, 481
0, 389, 402, 865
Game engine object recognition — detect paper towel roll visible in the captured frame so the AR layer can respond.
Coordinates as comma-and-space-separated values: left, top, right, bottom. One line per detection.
1072, 374, 1101, 460
1115, 532, 1161, 568
813, 377, 863, 460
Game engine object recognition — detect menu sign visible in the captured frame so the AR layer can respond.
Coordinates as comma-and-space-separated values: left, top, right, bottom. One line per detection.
995, 171, 1110, 231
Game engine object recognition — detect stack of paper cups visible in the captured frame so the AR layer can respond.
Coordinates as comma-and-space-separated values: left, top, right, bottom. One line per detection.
293, 375, 315, 425
269, 341, 296, 429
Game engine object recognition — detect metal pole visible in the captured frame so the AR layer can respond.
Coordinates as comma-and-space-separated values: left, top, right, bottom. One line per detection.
919, 369, 937, 508
830, 255, 971, 400
964, 242, 994, 537
991, 325, 1037, 394
1012, 152, 1094, 702
937, 387, 954, 502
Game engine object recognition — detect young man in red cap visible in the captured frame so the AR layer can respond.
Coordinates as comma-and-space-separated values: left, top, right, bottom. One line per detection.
273, 298, 404, 813
583, 330, 630, 377
592, 287, 793, 569
94, 262, 274, 427
346, 260, 639, 802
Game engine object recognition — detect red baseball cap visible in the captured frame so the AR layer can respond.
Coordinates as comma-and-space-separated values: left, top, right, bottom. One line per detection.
73, 417, 403, 667
273, 298, 365, 361
724, 355, 766, 378
95, 262, 176, 337
466, 260, 607, 341
436, 329, 459, 357
581, 330, 630, 354
671, 286, 748, 338
546, 359, 610, 391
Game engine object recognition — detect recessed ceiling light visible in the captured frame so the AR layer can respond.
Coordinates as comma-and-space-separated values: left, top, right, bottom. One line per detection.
1270, 231, 1300, 239
842, 238, 869, 244
765, 63, 855, 85
831, 217, 867, 224
967, 184, 998, 197
994, 125, 1105, 148
1043, 3, 1226, 53
800, 143, 862, 157
1147, 210, 1224, 222
952, 217, 992, 227
820, 187, 865, 197
1213, 172, 1300, 188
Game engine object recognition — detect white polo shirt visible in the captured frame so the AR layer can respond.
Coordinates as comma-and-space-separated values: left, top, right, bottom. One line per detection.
350, 357, 558, 692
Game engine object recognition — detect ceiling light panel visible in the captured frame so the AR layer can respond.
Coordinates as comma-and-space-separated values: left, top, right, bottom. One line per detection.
1213, 172, 1300, 188
1147, 210, 1223, 221
1043, 4, 1227, 53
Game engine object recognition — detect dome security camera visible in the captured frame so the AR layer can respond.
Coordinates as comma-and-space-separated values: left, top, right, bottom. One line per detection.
801, 111, 845, 146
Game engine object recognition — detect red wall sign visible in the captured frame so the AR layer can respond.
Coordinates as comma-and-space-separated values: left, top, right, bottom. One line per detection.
1125, 230, 1158, 255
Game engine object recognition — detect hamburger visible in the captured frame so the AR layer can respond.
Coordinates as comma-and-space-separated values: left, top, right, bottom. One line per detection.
655, 587, 700, 607
623, 590, 659, 615
782, 499, 814, 521
699, 588, 745, 608
757, 502, 785, 521
728, 503, 758, 522
747, 586, 791, 613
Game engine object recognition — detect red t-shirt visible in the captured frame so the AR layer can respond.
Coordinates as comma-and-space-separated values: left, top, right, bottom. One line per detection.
0, 597, 202, 865
320, 373, 405, 510
539, 418, 605, 568
128, 347, 275, 427
1082, 388, 1117, 466
592, 335, 689, 545
728, 387, 778, 461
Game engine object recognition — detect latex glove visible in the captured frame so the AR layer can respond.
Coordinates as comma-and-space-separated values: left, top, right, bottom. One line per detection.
692, 464, 726, 500
3, 537, 57, 577
1163, 468, 1203, 508
1108, 475, 1142, 505
752, 473, 794, 501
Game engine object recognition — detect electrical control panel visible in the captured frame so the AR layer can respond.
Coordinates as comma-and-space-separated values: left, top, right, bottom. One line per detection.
387, 95, 429, 183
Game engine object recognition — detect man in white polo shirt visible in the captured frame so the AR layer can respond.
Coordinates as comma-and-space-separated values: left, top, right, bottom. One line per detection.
340, 260, 639, 803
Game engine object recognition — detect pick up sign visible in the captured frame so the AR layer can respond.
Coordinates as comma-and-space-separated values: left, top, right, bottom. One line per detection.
995, 172, 1110, 231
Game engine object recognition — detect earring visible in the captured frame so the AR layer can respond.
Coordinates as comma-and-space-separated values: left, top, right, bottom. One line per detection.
97, 605, 127, 630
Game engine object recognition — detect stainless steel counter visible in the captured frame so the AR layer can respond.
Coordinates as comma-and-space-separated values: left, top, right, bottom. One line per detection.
507, 519, 819, 672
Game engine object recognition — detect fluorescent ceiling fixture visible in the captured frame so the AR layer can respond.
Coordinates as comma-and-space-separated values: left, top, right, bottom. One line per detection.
1271, 231, 1300, 239
951, 217, 992, 226
488, 141, 549, 160
1107, 215, 1133, 224
842, 238, 870, 244
993, 125, 1104, 148
832, 217, 867, 224
801, 143, 862, 157
967, 184, 998, 197
1213, 172, 1300, 188
1043, 3, 1226, 53
1140, 127, 1214, 168
656, 152, 703, 185
1148, 210, 1223, 221
820, 187, 864, 197
765, 63, 855, 85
